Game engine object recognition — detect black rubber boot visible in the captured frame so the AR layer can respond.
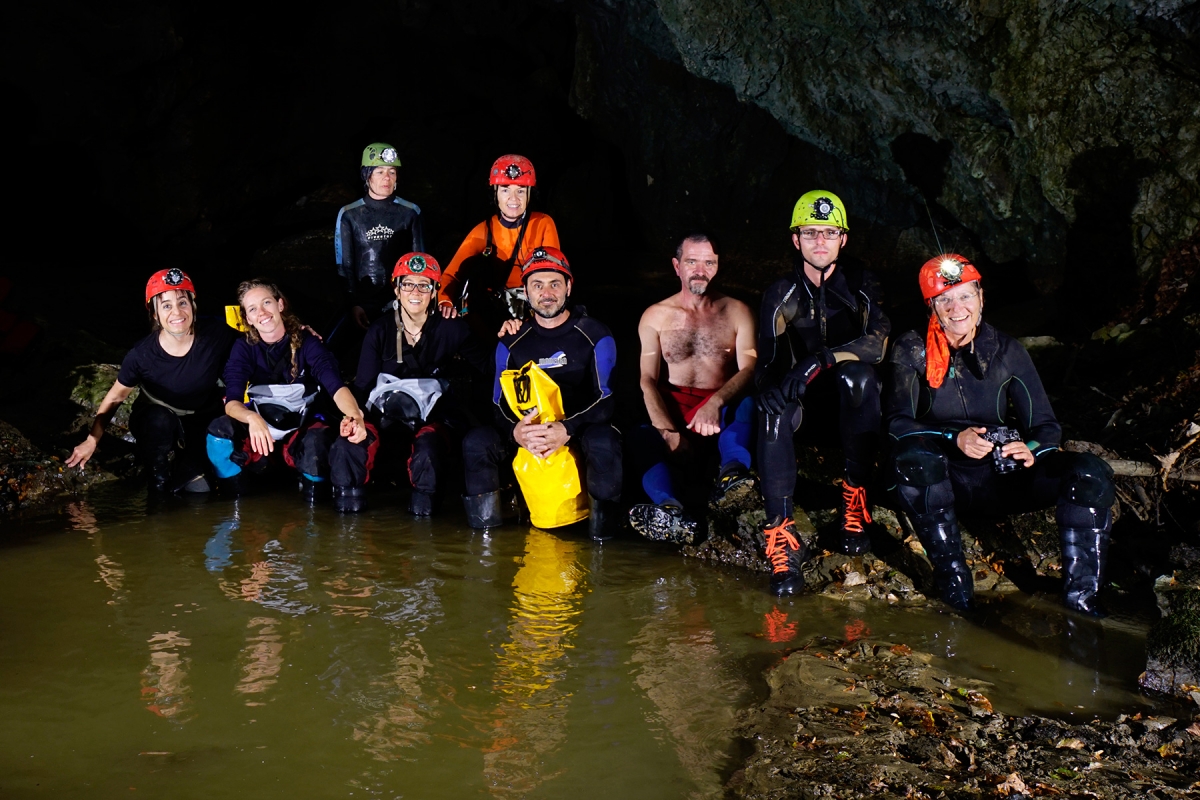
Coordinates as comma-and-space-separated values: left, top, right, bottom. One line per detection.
147, 455, 171, 493
762, 516, 808, 596
1061, 526, 1110, 617
218, 473, 250, 497
629, 501, 698, 544
838, 479, 872, 555
333, 485, 366, 513
409, 490, 434, 517
588, 495, 622, 541
912, 509, 974, 611
299, 476, 325, 506
464, 491, 504, 530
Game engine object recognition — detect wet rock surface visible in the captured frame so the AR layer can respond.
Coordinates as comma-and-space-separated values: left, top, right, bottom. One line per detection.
1143, 545, 1200, 702
0, 419, 110, 514
730, 637, 1200, 799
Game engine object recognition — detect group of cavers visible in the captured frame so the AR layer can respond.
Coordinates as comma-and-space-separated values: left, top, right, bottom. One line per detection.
68, 144, 1118, 617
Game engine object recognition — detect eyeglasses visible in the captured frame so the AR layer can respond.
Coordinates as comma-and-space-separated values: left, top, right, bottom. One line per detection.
795, 229, 844, 241
398, 281, 434, 293
932, 290, 980, 308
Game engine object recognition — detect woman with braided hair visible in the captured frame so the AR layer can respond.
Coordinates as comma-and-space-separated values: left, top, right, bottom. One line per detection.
206, 279, 378, 512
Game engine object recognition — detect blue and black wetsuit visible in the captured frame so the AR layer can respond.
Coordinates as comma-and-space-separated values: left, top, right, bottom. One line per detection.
335, 194, 424, 319
462, 309, 622, 502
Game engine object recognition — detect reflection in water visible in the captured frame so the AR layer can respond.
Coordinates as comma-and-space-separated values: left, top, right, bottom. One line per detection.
631, 581, 744, 798
351, 637, 436, 760
209, 509, 317, 616
141, 630, 192, 720
66, 501, 99, 536
235, 617, 285, 703
94, 554, 126, 604
762, 606, 798, 643
483, 528, 585, 797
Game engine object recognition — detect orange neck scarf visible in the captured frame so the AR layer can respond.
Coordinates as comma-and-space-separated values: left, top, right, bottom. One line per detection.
925, 314, 951, 389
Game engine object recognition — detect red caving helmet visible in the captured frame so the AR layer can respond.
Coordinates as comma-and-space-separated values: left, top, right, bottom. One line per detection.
489, 155, 537, 187
392, 252, 442, 284
145, 268, 195, 304
919, 254, 982, 302
520, 246, 573, 282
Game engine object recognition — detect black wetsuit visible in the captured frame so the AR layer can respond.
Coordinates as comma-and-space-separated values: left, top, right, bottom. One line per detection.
117, 317, 236, 480
207, 331, 377, 488
462, 309, 621, 501
756, 259, 890, 516
353, 309, 491, 495
335, 195, 424, 318
886, 323, 1113, 525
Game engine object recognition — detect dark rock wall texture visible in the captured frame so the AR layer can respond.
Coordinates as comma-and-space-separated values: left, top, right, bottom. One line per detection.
570, 0, 1200, 323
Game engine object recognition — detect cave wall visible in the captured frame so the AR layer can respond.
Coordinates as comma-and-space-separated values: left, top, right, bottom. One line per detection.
568, 0, 1200, 321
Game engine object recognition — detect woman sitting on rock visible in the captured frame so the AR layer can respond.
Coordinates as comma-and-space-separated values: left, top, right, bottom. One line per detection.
353, 253, 491, 516
886, 254, 1115, 615
67, 269, 235, 493
206, 279, 376, 512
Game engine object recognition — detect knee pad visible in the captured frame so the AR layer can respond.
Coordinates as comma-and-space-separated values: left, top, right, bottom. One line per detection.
892, 439, 948, 487
835, 362, 878, 409
1057, 502, 1113, 531
1062, 453, 1115, 508
207, 416, 237, 439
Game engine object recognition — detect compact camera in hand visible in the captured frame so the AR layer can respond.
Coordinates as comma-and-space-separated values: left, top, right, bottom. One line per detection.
982, 426, 1022, 474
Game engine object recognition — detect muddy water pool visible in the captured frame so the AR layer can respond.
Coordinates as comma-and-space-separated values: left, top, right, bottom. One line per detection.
0, 487, 1161, 798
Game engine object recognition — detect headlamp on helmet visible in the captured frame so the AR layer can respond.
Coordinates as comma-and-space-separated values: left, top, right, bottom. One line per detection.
145, 268, 196, 304
393, 252, 442, 284
919, 253, 982, 301
520, 246, 572, 282
489, 155, 537, 187
790, 189, 849, 231
362, 142, 401, 168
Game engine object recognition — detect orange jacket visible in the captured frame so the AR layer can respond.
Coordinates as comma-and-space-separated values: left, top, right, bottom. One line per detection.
438, 212, 560, 306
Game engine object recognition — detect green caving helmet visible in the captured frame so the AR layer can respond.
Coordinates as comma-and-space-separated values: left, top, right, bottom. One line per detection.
362, 142, 401, 168
790, 190, 848, 231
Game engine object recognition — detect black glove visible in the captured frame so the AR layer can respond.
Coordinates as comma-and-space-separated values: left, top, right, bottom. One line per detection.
780, 348, 837, 401
756, 386, 790, 415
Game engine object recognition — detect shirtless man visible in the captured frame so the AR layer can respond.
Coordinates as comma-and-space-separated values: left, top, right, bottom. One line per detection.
629, 233, 758, 542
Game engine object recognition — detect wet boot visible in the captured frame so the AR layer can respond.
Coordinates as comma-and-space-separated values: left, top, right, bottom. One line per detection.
629, 501, 698, 544
299, 476, 325, 506
912, 509, 974, 611
218, 473, 250, 497
1060, 525, 1110, 617
762, 516, 808, 596
333, 485, 366, 513
146, 454, 171, 493
464, 490, 504, 530
588, 495, 622, 541
713, 462, 755, 504
173, 473, 211, 494
409, 490, 434, 517
839, 480, 872, 555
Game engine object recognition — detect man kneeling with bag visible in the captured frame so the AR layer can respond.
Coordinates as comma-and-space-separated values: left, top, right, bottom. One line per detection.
461, 247, 623, 539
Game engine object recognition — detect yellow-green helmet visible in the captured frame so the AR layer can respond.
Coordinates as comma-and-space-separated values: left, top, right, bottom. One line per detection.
790, 190, 848, 231
362, 142, 400, 168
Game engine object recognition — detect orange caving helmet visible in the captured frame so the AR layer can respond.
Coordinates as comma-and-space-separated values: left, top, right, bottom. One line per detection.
520, 246, 572, 282
145, 268, 195, 304
393, 252, 442, 284
489, 154, 537, 187
919, 254, 982, 302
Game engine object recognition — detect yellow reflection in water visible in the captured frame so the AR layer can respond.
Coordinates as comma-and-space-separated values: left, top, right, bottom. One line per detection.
482, 528, 586, 797
141, 630, 192, 721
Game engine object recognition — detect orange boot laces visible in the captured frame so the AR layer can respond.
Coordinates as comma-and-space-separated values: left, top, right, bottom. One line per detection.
842, 482, 873, 534
763, 518, 801, 575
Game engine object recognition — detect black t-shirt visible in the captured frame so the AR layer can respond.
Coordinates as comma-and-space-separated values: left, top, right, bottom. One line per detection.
117, 317, 237, 412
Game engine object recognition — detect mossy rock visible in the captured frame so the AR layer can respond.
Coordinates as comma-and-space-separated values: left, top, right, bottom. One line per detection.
68, 364, 139, 432
1141, 586, 1200, 698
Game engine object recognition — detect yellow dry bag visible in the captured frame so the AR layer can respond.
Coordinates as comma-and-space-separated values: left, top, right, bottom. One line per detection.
499, 362, 589, 529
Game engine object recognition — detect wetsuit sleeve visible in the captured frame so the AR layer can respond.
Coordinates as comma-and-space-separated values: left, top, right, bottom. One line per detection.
336, 206, 356, 295
491, 340, 520, 431
222, 339, 254, 405
755, 278, 796, 389
561, 332, 616, 437
833, 269, 891, 364
439, 222, 488, 306
301, 335, 347, 397
1003, 340, 1062, 459
885, 332, 938, 441
353, 319, 386, 396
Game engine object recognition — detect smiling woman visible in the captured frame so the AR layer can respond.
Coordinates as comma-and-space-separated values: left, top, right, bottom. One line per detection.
66, 269, 236, 493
